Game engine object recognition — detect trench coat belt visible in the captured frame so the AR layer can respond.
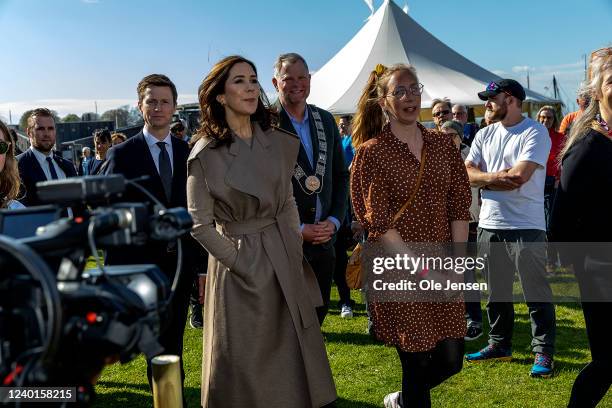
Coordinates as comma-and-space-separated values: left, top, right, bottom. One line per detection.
219, 212, 317, 328
220, 217, 278, 235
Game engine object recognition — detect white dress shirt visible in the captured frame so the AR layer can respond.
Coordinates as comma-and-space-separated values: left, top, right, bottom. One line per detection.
143, 128, 174, 175
30, 146, 67, 180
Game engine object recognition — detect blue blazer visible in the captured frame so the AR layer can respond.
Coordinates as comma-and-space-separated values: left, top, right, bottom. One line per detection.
16, 148, 77, 207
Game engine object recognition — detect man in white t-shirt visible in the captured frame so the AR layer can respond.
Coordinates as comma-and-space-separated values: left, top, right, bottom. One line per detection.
464, 79, 556, 379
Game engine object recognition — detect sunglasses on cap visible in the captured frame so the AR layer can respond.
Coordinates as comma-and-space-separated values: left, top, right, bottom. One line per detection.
0, 140, 11, 155
485, 81, 513, 97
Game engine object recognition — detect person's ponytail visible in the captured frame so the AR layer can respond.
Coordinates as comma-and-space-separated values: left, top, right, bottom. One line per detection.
352, 66, 386, 149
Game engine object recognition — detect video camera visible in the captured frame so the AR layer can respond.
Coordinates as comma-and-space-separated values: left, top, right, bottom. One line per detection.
0, 175, 193, 407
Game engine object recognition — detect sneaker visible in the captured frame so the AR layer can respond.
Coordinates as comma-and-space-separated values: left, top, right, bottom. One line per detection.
340, 304, 353, 319
530, 352, 554, 378
465, 324, 483, 341
189, 305, 203, 329
465, 344, 512, 362
383, 391, 402, 408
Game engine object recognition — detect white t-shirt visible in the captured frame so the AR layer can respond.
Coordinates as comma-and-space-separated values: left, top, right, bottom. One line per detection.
466, 117, 551, 231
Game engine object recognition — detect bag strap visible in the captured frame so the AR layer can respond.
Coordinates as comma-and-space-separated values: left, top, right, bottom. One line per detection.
392, 145, 427, 225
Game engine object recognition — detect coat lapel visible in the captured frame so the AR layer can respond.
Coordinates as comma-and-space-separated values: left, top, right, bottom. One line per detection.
27, 150, 47, 181
224, 124, 275, 205
170, 136, 187, 204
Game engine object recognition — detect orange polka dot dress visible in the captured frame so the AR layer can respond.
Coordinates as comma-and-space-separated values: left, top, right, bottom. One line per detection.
351, 122, 472, 352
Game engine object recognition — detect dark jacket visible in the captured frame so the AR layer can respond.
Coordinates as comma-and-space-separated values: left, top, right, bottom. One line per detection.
104, 131, 204, 277
550, 128, 612, 244
16, 148, 77, 207
104, 132, 189, 209
277, 104, 349, 232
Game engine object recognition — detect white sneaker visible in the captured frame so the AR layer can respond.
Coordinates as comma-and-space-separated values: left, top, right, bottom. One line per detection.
383, 391, 402, 408
340, 304, 353, 319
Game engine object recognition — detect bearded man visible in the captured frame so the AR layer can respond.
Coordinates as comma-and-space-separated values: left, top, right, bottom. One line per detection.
463, 79, 557, 380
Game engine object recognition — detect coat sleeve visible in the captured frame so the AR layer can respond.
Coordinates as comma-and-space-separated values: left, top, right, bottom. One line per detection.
327, 112, 350, 224
187, 155, 241, 272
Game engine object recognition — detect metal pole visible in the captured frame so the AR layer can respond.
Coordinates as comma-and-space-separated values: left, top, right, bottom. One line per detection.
151, 355, 183, 408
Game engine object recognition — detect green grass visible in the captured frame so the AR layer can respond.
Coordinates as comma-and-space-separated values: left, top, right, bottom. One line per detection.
93, 288, 611, 408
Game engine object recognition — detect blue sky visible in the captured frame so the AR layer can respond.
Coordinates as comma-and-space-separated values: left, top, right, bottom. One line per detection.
0, 0, 610, 123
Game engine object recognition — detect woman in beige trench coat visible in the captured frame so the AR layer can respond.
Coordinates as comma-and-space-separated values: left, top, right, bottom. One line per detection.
187, 56, 336, 408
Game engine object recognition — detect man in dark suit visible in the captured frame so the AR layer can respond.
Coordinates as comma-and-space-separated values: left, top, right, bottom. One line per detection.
16, 108, 77, 207
273, 53, 350, 325
104, 74, 203, 392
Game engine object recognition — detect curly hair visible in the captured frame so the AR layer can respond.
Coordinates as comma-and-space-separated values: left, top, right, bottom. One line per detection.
191, 55, 272, 147
0, 120, 22, 208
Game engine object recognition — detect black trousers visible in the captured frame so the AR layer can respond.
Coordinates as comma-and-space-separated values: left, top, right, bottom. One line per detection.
304, 243, 336, 325
333, 224, 354, 308
397, 338, 464, 408
145, 249, 193, 390
568, 257, 612, 408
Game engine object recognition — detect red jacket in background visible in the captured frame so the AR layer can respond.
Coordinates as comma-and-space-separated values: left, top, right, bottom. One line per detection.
546, 128, 565, 178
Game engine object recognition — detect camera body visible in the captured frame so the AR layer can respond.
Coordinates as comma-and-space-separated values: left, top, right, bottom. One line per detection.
0, 175, 193, 406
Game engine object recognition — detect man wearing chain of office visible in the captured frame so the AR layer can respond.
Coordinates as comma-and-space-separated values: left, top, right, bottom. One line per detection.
273, 52, 350, 325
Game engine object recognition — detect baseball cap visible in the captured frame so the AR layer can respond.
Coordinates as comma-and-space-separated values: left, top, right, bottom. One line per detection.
478, 79, 526, 101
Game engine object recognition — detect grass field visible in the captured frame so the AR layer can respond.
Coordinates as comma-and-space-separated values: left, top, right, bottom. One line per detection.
93, 287, 611, 408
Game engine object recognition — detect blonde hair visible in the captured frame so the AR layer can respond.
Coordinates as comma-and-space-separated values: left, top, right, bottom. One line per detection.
352, 63, 419, 149
560, 48, 612, 161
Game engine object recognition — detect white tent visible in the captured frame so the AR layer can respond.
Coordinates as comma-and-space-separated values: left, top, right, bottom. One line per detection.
308, 0, 556, 114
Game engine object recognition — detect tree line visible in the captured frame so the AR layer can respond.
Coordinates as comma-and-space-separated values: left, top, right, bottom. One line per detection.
18, 105, 143, 130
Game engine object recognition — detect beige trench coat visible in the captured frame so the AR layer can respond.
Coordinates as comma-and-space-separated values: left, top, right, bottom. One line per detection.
187, 123, 337, 408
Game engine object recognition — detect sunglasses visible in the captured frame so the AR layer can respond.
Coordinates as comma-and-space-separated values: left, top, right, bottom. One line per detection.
0, 140, 11, 155
433, 109, 451, 118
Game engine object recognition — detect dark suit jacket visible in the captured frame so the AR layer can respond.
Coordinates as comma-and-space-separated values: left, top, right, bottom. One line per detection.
104, 131, 204, 278
105, 132, 189, 209
16, 148, 77, 207
278, 104, 350, 231
87, 158, 106, 176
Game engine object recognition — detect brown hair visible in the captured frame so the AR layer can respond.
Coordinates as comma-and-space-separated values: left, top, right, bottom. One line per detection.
352, 64, 419, 149
93, 128, 112, 144
111, 132, 127, 144
191, 55, 272, 147
27, 108, 55, 133
431, 98, 451, 111
0, 120, 21, 208
137, 74, 178, 105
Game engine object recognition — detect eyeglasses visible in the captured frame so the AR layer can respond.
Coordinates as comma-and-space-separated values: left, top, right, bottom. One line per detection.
0, 140, 11, 155
453, 111, 467, 116
387, 83, 424, 99
433, 109, 451, 118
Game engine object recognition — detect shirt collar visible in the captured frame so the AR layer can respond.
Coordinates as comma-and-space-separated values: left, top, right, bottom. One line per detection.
286, 105, 309, 125
30, 146, 53, 161
143, 127, 172, 147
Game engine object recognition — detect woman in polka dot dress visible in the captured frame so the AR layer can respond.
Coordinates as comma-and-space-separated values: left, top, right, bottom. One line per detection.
350, 64, 472, 408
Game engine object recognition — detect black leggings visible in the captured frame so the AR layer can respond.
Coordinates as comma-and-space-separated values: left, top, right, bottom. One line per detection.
397, 338, 464, 408
568, 301, 612, 408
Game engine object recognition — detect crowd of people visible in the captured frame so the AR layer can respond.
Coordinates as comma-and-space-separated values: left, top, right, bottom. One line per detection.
0, 46, 610, 408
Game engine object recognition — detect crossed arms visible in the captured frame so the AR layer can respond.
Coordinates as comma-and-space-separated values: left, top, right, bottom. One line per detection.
465, 160, 540, 191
